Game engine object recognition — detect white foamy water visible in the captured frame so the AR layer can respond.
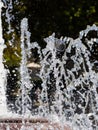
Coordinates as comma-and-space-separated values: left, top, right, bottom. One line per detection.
0, 0, 98, 130
0, 0, 7, 115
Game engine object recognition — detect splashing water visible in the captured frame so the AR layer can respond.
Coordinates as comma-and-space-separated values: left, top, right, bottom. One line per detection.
38, 30, 98, 130
0, 0, 98, 130
0, 0, 7, 116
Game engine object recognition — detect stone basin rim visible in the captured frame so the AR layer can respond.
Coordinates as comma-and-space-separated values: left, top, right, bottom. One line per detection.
0, 117, 49, 123
0, 118, 71, 130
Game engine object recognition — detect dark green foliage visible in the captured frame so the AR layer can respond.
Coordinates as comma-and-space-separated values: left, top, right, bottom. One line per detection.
21, 0, 98, 40
2, 0, 98, 66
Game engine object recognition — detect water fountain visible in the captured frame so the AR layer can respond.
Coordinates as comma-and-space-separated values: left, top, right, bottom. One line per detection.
0, 0, 98, 130
0, 0, 7, 116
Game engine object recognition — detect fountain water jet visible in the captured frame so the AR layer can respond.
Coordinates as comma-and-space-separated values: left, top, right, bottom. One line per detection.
0, 0, 7, 116
0, 0, 98, 130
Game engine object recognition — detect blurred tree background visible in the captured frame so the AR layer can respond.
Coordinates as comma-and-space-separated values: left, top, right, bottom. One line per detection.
2, 0, 98, 67
1, 0, 98, 110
